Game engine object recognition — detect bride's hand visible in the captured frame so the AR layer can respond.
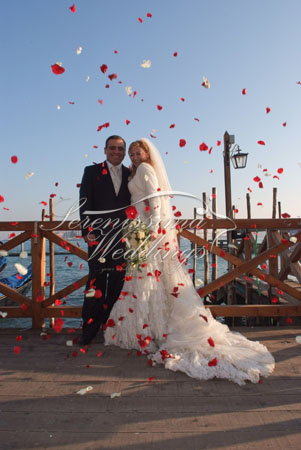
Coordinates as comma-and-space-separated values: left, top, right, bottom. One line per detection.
150, 231, 157, 241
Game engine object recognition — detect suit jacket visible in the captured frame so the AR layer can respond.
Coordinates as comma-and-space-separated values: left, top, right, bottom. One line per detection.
79, 161, 131, 242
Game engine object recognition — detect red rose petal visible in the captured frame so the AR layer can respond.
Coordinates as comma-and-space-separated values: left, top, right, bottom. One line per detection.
277, 168, 283, 174
242, 88, 247, 95
207, 337, 215, 347
208, 357, 218, 367
11, 155, 18, 164
257, 140, 266, 145
157, 105, 163, 111
169, 123, 175, 128
173, 51, 178, 57
100, 64, 108, 74
14, 346, 21, 355
69, 4, 76, 13
125, 120, 131, 125
179, 139, 186, 147
146, 12, 152, 18
253, 176, 261, 182
266, 107, 271, 114
138, 17, 143, 23
0, 195, 4, 203
282, 122, 287, 127
51, 64, 65, 75
199, 142, 208, 151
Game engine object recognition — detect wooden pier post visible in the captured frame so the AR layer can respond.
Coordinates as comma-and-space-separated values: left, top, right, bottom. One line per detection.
203, 192, 209, 285
211, 187, 217, 281
245, 193, 252, 304
31, 220, 45, 329
192, 207, 197, 286
272, 188, 277, 219
49, 198, 55, 327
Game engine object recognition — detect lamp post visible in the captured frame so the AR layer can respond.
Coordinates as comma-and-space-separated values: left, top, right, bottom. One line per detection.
223, 131, 248, 304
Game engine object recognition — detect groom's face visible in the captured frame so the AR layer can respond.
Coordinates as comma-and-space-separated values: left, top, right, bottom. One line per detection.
104, 138, 126, 166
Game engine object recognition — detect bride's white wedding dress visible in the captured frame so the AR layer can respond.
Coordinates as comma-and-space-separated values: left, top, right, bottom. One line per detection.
104, 161, 275, 385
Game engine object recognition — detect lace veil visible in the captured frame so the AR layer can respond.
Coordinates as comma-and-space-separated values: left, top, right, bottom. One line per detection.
141, 138, 175, 230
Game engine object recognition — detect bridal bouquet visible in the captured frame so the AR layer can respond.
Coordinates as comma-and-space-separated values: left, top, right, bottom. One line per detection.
124, 207, 151, 272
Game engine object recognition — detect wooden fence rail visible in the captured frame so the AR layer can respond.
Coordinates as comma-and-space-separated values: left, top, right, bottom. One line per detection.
0, 218, 301, 328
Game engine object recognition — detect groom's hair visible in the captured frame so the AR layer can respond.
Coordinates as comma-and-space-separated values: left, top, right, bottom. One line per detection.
105, 135, 126, 150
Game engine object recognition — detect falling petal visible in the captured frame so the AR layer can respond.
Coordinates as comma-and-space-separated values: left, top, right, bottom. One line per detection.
125, 86, 132, 96
242, 88, 247, 95
85, 75, 90, 82
257, 140, 266, 145
51, 64, 65, 75
11, 156, 18, 164
69, 4, 76, 13
296, 336, 301, 344
141, 59, 151, 68
25, 172, 34, 181
202, 76, 210, 88
76, 46, 82, 55
179, 139, 186, 147
266, 107, 271, 114
19, 251, 28, 259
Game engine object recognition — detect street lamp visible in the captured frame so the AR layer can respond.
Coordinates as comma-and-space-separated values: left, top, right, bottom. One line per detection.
223, 131, 248, 305
230, 144, 248, 170
223, 131, 248, 220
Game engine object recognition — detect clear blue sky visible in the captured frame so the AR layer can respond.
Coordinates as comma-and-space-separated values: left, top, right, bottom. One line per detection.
1, 0, 300, 226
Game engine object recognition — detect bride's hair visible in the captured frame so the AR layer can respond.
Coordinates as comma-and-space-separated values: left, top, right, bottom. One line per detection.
128, 140, 154, 179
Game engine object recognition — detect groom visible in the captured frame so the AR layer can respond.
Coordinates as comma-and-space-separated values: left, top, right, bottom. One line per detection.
79, 135, 131, 345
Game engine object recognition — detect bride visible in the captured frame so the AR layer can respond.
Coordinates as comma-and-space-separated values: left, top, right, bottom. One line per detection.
104, 138, 275, 385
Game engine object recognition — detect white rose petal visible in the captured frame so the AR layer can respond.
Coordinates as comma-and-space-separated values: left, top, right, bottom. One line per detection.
76, 46, 82, 55
85, 289, 96, 298
258, 164, 262, 168
84, 154, 89, 158
296, 336, 301, 344
66, 340, 73, 347
195, 278, 204, 287
77, 386, 93, 395
0, 250, 8, 257
86, 75, 90, 82
289, 236, 298, 244
25, 172, 34, 181
14, 263, 28, 276
110, 392, 121, 399
98, 257, 106, 263
19, 251, 28, 259
141, 59, 151, 68
125, 86, 132, 96
0, 311, 8, 318
228, 244, 238, 249
202, 76, 210, 88
56, 105, 61, 110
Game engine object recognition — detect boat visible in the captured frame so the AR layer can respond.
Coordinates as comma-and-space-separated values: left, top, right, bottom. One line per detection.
0, 264, 32, 304
0, 255, 7, 273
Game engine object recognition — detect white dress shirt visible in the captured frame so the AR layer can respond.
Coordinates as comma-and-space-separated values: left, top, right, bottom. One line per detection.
107, 161, 122, 195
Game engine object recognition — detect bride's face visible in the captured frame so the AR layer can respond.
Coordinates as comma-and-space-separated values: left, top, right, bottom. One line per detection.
129, 146, 149, 167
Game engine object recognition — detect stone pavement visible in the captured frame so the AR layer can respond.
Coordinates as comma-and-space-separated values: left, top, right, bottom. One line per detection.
0, 327, 301, 450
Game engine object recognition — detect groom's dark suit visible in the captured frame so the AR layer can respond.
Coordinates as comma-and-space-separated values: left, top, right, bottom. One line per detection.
79, 160, 131, 343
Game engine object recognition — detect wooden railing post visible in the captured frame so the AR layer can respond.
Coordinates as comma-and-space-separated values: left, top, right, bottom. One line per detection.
211, 187, 217, 281
49, 198, 55, 327
192, 207, 197, 286
203, 192, 209, 285
31, 222, 45, 329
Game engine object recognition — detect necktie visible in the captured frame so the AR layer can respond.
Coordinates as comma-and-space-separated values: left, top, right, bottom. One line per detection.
110, 166, 121, 195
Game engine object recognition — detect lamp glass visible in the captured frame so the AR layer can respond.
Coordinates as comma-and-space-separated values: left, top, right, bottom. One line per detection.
231, 152, 248, 169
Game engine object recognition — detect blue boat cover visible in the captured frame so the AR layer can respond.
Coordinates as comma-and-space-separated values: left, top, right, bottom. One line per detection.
0, 264, 32, 289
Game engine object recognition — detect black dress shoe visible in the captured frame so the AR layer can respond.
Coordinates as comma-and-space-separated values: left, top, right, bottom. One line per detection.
78, 336, 93, 346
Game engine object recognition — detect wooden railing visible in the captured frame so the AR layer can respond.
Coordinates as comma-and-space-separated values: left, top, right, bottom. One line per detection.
0, 218, 300, 328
